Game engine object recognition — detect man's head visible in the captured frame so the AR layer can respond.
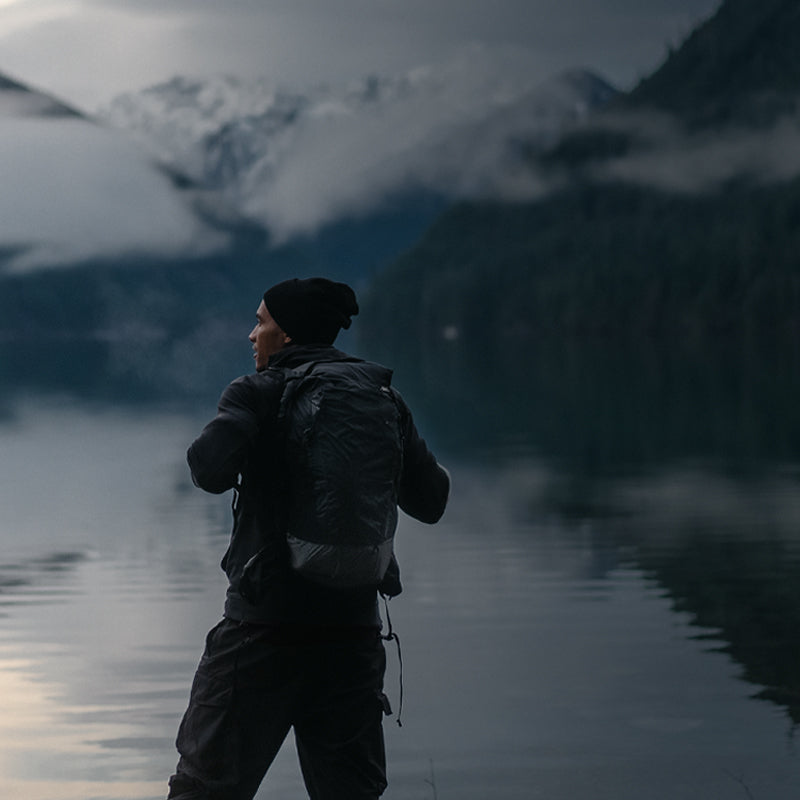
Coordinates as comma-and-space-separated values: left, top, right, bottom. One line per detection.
250, 277, 359, 370
249, 300, 292, 371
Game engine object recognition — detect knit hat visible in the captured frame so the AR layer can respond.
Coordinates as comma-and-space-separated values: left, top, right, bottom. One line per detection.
263, 277, 359, 345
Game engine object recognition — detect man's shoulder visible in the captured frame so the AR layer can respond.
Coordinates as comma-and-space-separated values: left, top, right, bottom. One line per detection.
227, 369, 285, 393
219, 370, 287, 417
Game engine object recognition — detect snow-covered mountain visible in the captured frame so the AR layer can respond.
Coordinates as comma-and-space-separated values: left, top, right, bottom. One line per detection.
100, 62, 617, 241
0, 59, 616, 275
0, 72, 226, 274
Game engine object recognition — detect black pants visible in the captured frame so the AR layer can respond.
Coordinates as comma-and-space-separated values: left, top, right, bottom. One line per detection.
168, 618, 388, 800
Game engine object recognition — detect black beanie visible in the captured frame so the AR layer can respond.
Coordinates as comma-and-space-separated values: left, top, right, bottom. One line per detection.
263, 277, 359, 345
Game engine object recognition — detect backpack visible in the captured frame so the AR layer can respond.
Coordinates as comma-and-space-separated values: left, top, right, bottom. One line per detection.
277, 358, 404, 589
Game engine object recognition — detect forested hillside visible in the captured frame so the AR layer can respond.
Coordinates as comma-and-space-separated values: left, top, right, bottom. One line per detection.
360, 0, 800, 362
629, 0, 800, 127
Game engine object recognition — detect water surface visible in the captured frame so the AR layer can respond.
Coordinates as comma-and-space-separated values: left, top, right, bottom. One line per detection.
0, 396, 798, 798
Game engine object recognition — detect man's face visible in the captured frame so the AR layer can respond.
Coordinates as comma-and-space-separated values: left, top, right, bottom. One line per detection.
249, 300, 291, 370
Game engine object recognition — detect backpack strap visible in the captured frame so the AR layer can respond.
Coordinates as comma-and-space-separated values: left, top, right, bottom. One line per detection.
276, 361, 317, 426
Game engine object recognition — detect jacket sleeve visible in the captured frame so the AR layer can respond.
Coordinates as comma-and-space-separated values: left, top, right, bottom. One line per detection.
187, 373, 282, 494
396, 396, 450, 523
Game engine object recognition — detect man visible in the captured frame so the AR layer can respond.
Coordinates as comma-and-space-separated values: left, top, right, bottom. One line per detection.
168, 277, 450, 800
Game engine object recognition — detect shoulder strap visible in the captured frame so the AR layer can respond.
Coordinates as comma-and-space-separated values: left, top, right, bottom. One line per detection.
275, 361, 317, 425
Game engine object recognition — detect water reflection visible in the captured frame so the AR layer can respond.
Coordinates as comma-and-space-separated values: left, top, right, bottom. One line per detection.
448, 455, 800, 729
608, 468, 800, 725
378, 334, 800, 730
4, 333, 800, 469
376, 334, 800, 472
383, 465, 799, 799
0, 551, 89, 613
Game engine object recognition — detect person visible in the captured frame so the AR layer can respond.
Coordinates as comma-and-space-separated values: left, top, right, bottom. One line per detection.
167, 277, 450, 800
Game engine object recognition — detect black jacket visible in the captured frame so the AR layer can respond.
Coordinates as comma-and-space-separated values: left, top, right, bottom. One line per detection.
187, 344, 450, 626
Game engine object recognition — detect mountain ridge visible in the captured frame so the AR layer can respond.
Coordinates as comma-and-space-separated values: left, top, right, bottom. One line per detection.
0, 71, 83, 119
0, 69, 229, 273
359, 0, 800, 361
98, 65, 617, 240
628, 0, 800, 127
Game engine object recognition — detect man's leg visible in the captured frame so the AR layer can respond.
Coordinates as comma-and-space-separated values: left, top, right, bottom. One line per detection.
168, 619, 295, 800
294, 637, 389, 800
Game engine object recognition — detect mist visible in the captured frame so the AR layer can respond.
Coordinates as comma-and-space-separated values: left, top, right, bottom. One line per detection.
0, 117, 225, 274
570, 107, 800, 194
103, 53, 609, 243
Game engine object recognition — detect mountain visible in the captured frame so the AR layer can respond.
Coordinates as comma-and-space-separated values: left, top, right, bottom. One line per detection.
0, 60, 617, 279
99, 65, 617, 241
0, 61, 618, 402
0, 73, 82, 118
359, 0, 800, 365
0, 71, 227, 274
628, 0, 800, 128
537, 0, 800, 177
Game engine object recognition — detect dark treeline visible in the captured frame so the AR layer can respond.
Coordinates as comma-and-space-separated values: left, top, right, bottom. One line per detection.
0, 192, 440, 370
628, 0, 800, 128
361, 178, 800, 361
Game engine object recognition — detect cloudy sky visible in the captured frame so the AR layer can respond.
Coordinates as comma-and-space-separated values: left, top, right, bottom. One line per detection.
0, 0, 721, 111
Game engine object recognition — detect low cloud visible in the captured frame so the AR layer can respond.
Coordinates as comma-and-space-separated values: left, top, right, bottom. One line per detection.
0, 0, 720, 109
583, 108, 800, 193
0, 117, 225, 273
243, 57, 577, 239
104, 53, 609, 242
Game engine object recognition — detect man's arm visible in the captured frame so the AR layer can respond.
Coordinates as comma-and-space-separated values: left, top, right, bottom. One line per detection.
396, 400, 450, 523
187, 372, 282, 494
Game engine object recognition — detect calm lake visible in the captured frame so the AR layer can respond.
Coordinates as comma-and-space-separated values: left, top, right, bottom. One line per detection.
0, 336, 799, 799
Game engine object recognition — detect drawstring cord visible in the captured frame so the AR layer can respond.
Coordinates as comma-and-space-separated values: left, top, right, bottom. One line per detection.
380, 593, 403, 727
231, 478, 241, 514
